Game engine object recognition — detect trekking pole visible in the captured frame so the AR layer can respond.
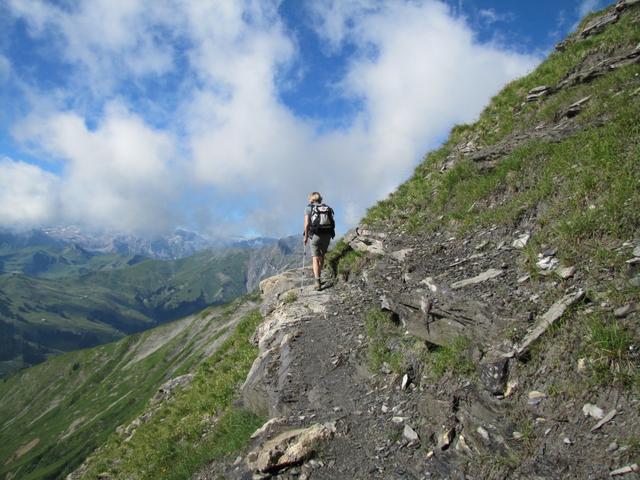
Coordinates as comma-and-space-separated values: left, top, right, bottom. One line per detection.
300, 243, 306, 292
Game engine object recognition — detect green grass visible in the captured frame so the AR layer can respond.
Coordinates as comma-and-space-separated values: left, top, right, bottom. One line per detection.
81, 309, 264, 480
364, 308, 406, 374
0, 297, 256, 480
325, 239, 366, 281
363, 3, 640, 240
363, 309, 476, 380
423, 336, 475, 380
282, 291, 298, 304
585, 314, 638, 387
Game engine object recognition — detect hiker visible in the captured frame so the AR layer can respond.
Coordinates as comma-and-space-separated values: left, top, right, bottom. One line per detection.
303, 192, 335, 291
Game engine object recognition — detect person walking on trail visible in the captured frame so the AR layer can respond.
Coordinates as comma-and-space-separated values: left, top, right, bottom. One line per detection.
303, 192, 335, 291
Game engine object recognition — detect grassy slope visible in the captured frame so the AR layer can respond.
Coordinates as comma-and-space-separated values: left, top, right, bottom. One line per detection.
0, 243, 136, 278
364, 6, 639, 301
0, 248, 250, 376
0, 295, 258, 480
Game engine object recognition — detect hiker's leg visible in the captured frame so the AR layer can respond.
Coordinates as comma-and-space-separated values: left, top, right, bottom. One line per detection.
312, 256, 321, 278
318, 255, 325, 272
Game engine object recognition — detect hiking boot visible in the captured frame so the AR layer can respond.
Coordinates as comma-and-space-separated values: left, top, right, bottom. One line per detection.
314, 278, 322, 291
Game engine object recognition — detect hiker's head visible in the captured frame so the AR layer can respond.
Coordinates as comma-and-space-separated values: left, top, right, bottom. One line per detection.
309, 192, 322, 203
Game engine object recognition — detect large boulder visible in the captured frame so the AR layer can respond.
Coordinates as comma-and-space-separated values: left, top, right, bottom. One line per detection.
246, 422, 336, 473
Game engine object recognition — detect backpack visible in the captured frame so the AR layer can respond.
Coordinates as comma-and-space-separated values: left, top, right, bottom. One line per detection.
309, 203, 335, 238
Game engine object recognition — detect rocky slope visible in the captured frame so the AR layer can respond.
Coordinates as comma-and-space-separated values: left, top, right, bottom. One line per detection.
196, 3, 640, 479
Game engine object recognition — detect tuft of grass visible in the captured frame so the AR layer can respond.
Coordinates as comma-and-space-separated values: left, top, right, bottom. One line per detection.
423, 337, 475, 380
282, 291, 298, 304
325, 240, 366, 281
585, 314, 638, 387
364, 308, 405, 374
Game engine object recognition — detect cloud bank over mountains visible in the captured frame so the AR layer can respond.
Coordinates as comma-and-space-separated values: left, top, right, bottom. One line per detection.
1, 0, 540, 237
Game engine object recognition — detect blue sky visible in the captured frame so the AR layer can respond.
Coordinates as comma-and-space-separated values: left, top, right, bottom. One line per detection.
0, 0, 609, 238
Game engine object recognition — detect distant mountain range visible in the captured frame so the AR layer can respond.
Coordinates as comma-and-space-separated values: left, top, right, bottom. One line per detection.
0, 226, 281, 260
0, 226, 302, 376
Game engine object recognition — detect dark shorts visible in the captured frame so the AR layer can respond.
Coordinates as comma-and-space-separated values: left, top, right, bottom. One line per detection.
310, 233, 331, 257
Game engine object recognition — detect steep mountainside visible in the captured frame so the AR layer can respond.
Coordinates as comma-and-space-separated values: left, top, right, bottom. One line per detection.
193, 2, 637, 479
2, 3, 638, 480
0, 237, 301, 376
0, 295, 261, 480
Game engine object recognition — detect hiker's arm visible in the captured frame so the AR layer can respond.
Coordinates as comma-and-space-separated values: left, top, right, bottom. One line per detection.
303, 214, 310, 244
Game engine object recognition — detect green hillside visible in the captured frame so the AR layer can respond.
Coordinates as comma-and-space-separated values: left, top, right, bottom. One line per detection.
0, 248, 251, 376
0, 242, 136, 278
0, 294, 261, 480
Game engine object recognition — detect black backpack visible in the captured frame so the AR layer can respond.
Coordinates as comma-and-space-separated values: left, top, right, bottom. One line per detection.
309, 203, 335, 238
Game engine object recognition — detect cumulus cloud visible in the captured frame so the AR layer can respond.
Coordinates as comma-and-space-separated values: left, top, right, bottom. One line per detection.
13, 102, 178, 232
185, 0, 538, 233
4, 0, 540, 237
0, 157, 60, 227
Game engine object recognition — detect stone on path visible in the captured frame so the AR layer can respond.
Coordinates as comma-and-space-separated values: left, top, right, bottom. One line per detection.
437, 427, 454, 450
515, 290, 585, 356
591, 409, 618, 433
537, 255, 559, 270
528, 391, 546, 405
403, 424, 420, 443
614, 302, 637, 318
556, 266, 576, 279
451, 268, 503, 289
512, 233, 531, 249
390, 248, 413, 262
583, 403, 605, 420
420, 277, 438, 292
246, 422, 336, 473
401, 374, 409, 391
610, 463, 639, 477
476, 426, 490, 441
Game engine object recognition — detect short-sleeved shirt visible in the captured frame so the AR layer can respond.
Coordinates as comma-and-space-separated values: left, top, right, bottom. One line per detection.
304, 202, 319, 217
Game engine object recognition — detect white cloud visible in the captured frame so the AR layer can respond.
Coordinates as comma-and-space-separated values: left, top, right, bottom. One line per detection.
13, 102, 178, 233
577, 0, 602, 17
477, 8, 515, 25
185, 1, 538, 234
309, 0, 538, 198
0, 157, 60, 227
5, 0, 540, 237
308, 0, 381, 53
8, 0, 175, 92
